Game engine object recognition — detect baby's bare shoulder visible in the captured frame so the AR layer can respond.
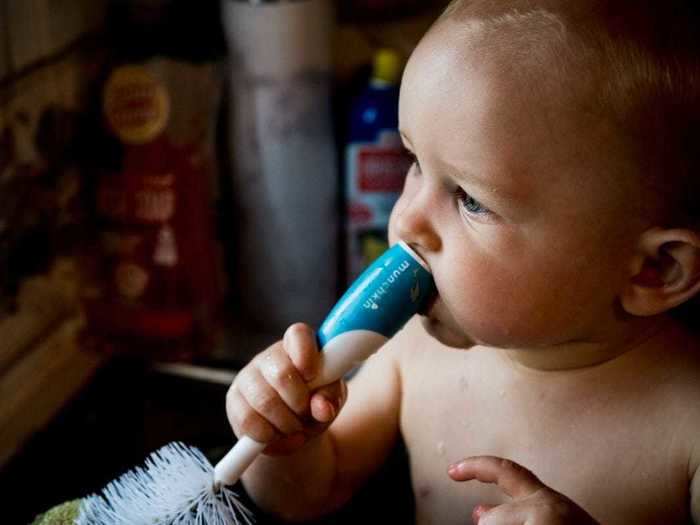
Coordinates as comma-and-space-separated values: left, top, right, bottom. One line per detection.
640, 330, 700, 469
652, 330, 700, 400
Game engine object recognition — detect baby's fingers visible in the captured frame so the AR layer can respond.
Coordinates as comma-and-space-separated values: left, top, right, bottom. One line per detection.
226, 385, 277, 443
471, 503, 528, 525
310, 380, 348, 424
257, 340, 310, 416
236, 366, 303, 437
449, 456, 543, 499
450, 457, 599, 525
473, 499, 579, 525
284, 323, 321, 382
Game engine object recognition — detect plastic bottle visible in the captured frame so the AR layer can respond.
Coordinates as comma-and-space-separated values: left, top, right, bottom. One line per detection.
344, 48, 412, 284
79, 1, 225, 360
221, 0, 338, 333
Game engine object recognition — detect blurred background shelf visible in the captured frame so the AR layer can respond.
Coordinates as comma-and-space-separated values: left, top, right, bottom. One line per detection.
0, 316, 105, 470
1, 340, 414, 525
0, 0, 449, 522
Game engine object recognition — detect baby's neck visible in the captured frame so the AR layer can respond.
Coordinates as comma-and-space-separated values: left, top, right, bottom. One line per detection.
495, 315, 683, 373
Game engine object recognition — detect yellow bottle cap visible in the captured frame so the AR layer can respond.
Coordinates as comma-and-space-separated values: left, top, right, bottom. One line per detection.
372, 48, 403, 86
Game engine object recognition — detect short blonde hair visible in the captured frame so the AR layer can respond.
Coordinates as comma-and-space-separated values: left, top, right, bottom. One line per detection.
438, 0, 700, 226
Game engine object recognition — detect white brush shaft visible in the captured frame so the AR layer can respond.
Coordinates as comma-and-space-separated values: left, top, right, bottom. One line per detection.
214, 436, 266, 487
308, 330, 388, 389
213, 330, 388, 487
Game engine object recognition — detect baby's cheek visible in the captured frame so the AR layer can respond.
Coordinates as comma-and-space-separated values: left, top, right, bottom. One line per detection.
447, 271, 510, 335
448, 266, 558, 346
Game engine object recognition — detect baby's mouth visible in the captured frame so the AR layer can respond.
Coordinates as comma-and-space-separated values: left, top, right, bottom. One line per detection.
419, 287, 439, 317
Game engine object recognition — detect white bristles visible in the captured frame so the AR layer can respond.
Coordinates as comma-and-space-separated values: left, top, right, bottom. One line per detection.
77, 442, 255, 525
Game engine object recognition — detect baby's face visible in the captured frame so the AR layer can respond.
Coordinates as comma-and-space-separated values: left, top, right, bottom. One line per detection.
390, 17, 648, 350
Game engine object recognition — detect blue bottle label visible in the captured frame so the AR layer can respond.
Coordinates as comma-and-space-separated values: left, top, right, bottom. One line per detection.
318, 241, 435, 347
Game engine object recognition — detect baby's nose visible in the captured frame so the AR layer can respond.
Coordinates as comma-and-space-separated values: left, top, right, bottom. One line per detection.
390, 197, 441, 254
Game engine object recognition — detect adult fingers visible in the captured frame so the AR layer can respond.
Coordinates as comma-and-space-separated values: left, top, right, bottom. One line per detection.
448, 456, 544, 500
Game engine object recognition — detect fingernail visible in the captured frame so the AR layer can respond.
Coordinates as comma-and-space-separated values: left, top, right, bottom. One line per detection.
472, 505, 486, 524
324, 399, 336, 421
448, 462, 461, 475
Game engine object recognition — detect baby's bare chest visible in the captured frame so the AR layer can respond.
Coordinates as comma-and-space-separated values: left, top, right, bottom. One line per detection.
399, 353, 691, 525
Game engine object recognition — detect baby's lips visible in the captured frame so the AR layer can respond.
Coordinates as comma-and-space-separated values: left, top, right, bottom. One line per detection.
404, 241, 430, 270
399, 241, 437, 315
418, 287, 439, 316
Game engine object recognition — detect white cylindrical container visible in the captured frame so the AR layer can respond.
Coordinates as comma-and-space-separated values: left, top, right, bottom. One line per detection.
221, 0, 338, 332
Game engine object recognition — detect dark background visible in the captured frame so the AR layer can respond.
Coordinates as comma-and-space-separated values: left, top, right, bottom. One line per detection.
0, 1, 449, 522
2, 358, 415, 524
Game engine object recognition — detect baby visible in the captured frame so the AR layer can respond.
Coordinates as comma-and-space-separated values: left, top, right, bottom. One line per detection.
227, 1, 700, 523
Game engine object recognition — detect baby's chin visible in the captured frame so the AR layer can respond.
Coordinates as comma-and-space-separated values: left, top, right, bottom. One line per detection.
420, 306, 475, 349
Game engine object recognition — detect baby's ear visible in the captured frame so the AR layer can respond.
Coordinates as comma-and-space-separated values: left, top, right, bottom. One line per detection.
621, 227, 700, 316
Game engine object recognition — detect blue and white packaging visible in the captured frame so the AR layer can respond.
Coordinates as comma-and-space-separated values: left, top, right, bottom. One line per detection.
310, 241, 436, 388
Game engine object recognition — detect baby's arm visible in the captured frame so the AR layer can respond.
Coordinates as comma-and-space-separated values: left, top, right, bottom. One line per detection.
227, 323, 402, 522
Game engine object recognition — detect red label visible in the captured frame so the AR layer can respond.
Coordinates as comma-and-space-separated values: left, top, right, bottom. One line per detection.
98, 173, 175, 224
357, 148, 411, 192
348, 202, 374, 223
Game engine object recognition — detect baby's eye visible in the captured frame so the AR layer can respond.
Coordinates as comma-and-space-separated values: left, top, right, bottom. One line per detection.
455, 187, 492, 216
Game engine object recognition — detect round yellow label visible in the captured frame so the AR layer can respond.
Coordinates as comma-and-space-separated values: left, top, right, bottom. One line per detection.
103, 65, 170, 144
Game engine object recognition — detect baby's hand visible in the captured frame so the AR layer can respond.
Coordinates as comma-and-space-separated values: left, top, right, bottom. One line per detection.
226, 323, 347, 456
449, 456, 599, 525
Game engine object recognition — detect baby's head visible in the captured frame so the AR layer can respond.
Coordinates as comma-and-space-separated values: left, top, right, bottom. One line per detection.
390, 0, 700, 353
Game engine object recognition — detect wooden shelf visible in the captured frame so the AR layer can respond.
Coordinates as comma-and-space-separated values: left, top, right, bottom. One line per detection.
0, 317, 107, 468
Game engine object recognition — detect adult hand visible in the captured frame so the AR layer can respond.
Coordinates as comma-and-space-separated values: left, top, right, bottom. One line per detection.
448, 456, 599, 525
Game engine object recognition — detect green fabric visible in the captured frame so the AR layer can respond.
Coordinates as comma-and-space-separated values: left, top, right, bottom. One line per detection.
31, 499, 81, 525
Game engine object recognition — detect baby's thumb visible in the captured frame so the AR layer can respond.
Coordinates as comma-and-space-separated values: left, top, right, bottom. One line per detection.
472, 504, 496, 524
310, 380, 347, 424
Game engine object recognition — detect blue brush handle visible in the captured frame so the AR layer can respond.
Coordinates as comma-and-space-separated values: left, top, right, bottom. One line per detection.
310, 240, 435, 387
214, 241, 435, 487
